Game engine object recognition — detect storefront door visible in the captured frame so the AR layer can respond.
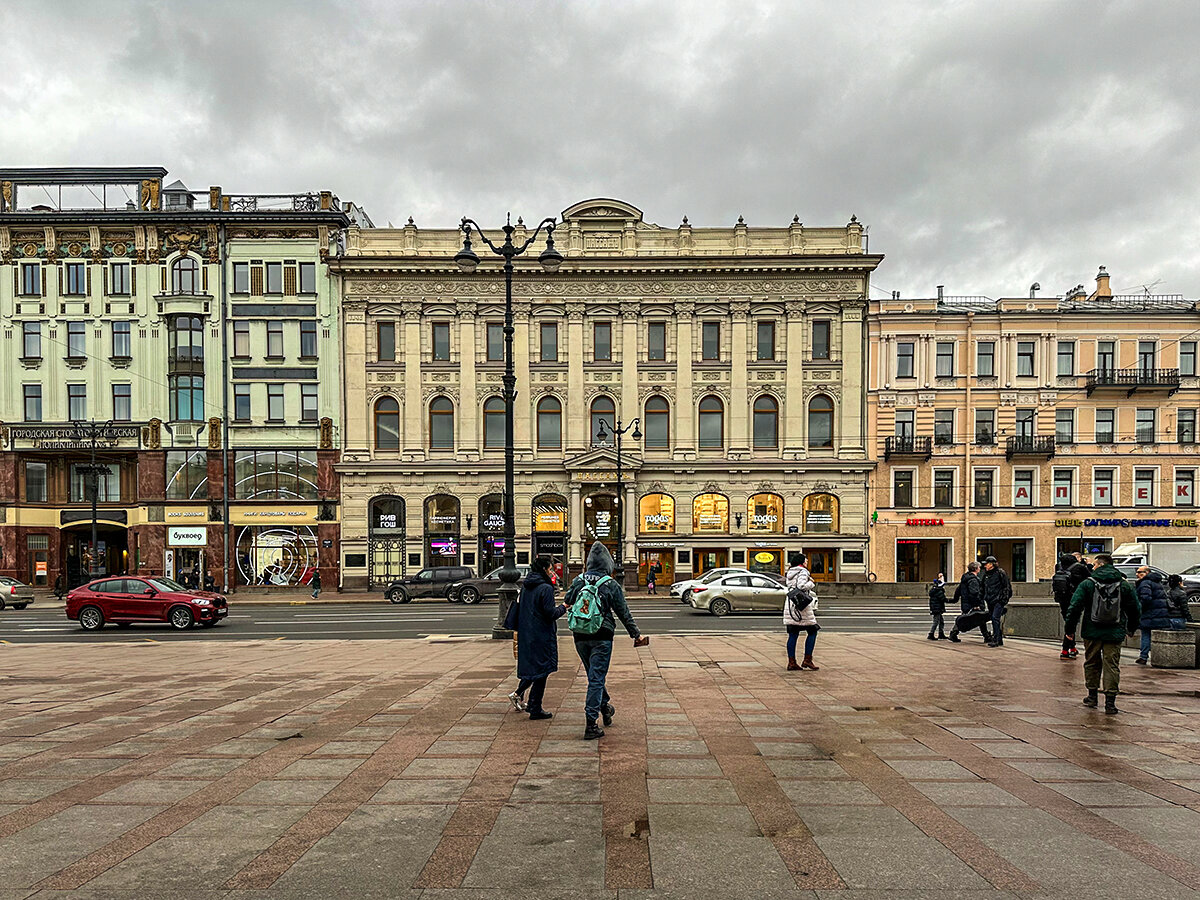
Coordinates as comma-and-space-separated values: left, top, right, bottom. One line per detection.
896, 542, 920, 582
693, 549, 728, 576
172, 548, 205, 588
806, 549, 836, 582
638, 550, 674, 588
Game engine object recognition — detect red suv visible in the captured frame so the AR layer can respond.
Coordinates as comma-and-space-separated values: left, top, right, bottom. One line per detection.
66, 576, 229, 631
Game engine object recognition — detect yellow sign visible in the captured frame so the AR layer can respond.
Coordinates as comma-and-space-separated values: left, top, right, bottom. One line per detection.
755, 551, 776, 564
230, 504, 321, 525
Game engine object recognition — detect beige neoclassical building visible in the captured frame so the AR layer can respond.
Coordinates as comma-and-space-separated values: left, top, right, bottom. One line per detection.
332, 200, 880, 590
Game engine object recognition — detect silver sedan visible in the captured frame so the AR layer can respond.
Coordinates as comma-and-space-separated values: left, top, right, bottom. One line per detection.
688, 573, 786, 617
0, 576, 35, 610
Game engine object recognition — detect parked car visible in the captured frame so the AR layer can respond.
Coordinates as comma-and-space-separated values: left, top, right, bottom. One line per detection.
1114, 564, 1171, 584
1179, 563, 1200, 599
65, 576, 229, 631
670, 568, 745, 603
385, 566, 474, 604
0, 576, 34, 610
688, 572, 788, 617
447, 566, 531, 604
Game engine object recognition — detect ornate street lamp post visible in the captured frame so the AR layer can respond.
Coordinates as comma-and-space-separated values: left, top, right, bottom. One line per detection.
70, 419, 115, 580
595, 414, 641, 586
455, 215, 563, 639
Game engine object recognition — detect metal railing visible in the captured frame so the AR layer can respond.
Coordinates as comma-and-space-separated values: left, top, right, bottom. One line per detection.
222, 193, 335, 213
1005, 435, 1056, 459
1086, 367, 1180, 396
884, 435, 932, 461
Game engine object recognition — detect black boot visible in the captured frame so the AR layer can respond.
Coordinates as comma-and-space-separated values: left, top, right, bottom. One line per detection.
926, 632, 937, 641
528, 709, 553, 721
584, 719, 605, 740
948, 629, 961, 643
1104, 693, 1119, 715
938, 629, 947, 640
602, 703, 615, 727
1082, 689, 1098, 708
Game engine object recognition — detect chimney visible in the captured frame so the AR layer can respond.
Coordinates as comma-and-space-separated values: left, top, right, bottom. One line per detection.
1029, 282, 1040, 298
936, 285, 944, 301
892, 290, 900, 300
1092, 266, 1111, 299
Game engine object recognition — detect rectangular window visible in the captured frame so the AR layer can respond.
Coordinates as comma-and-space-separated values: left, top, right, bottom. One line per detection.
377, 322, 395, 362
540, 322, 558, 361
1013, 469, 1035, 507
936, 341, 954, 377
1138, 340, 1156, 371
933, 469, 954, 507
1175, 469, 1195, 507
70, 462, 119, 503
169, 375, 204, 421
896, 341, 915, 378
647, 322, 667, 360
301, 384, 318, 422
68, 384, 86, 421
112, 384, 131, 421
111, 321, 132, 358
1094, 469, 1114, 507
934, 409, 954, 446
300, 321, 317, 358
267, 321, 284, 358
65, 262, 86, 295
1136, 408, 1156, 443
23, 384, 42, 422
594, 321, 612, 361
1179, 409, 1197, 444
1095, 409, 1115, 444
1134, 468, 1155, 507
1181, 342, 1197, 377
110, 262, 130, 295
232, 262, 250, 294
233, 321, 250, 358
265, 262, 283, 294
67, 321, 86, 358
755, 321, 776, 360
1055, 409, 1075, 444
234, 385, 251, 422
811, 320, 830, 360
432, 322, 451, 360
20, 263, 40, 296
1057, 341, 1075, 376
267, 384, 285, 422
1015, 408, 1035, 439
976, 341, 995, 376
1017, 341, 1035, 376
298, 262, 316, 294
486, 322, 504, 361
25, 461, 47, 503
894, 409, 915, 438
893, 470, 914, 507
702, 321, 720, 360
1097, 340, 1115, 372
1053, 469, 1074, 507
974, 409, 995, 445
974, 470, 994, 508
22, 322, 41, 359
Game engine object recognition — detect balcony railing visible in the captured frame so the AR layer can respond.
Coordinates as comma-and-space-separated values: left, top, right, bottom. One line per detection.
1085, 367, 1180, 397
1006, 435, 1056, 460
884, 435, 932, 461
222, 193, 338, 213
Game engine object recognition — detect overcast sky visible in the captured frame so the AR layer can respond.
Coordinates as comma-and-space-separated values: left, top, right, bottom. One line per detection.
5, 0, 1198, 298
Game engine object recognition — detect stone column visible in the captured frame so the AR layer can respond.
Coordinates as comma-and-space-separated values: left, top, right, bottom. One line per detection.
840, 302, 867, 457
729, 300, 750, 455
624, 481, 637, 580
621, 301, 639, 424
512, 299, 532, 453
458, 301, 478, 459
675, 300, 696, 459
569, 482, 583, 565
402, 301, 424, 459
341, 299, 369, 457
566, 302, 587, 453
783, 299, 805, 455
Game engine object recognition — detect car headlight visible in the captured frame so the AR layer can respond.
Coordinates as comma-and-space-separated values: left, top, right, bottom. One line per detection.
193, 598, 212, 606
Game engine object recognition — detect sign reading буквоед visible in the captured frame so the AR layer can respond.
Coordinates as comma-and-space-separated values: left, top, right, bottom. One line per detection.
168, 527, 207, 547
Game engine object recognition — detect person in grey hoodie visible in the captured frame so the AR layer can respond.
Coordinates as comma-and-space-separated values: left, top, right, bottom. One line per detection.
563, 542, 649, 740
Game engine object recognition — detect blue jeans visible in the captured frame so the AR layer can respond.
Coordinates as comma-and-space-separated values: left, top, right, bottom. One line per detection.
1171, 618, 1186, 630
574, 639, 613, 723
1140, 628, 1153, 660
990, 605, 1006, 643
786, 624, 818, 657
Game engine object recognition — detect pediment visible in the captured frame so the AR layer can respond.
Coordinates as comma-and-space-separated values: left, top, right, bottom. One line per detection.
563, 445, 643, 471
561, 198, 643, 223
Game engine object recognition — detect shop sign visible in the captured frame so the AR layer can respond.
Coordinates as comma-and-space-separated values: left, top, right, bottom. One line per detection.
231, 505, 320, 525
573, 471, 635, 483
168, 526, 207, 547
1056, 517, 1199, 528
643, 513, 671, 527
166, 507, 207, 520
805, 512, 833, 527
534, 507, 566, 531
428, 514, 459, 528
376, 513, 401, 530
905, 517, 945, 526
754, 551, 776, 564
751, 514, 779, 526
481, 513, 506, 532
639, 541, 686, 549
7, 424, 142, 450
35, 560, 47, 578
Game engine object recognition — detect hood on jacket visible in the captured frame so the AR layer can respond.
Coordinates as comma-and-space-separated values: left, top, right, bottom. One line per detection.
1058, 553, 1076, 570
1148, 570, 1165, 583
1091, 563, 1124, 583
524, 570, 553, 592
585, 541, 615, 576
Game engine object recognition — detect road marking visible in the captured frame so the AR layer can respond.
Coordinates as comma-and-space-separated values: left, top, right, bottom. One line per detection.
274, 636, 286, 640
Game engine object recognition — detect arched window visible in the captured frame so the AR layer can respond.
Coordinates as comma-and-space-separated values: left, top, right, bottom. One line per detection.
483, 396, 505, 449
698, 395, 724, 449
374, 397, 400, 450
644, 396, 670, 450
429, 397, 454, 450
171, 255, 200, 294
369, 496, 405, 536
639, 493, 675, 533
537, 396, 562, 449
808, 394, 834, 448
753, 396, 779, 448
692, 492, 729, 533
747, 493, 784, 533
591, 395, 615, 446
803, 492, 839, 533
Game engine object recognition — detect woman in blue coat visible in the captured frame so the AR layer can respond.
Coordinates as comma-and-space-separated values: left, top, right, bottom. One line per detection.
516, 555, 566, 719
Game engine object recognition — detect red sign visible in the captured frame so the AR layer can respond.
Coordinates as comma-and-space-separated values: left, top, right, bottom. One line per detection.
906, 517, 945, 526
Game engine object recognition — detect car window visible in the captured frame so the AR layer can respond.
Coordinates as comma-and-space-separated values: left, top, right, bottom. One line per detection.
1181, 564, 1200, 575
723, 576, 751, 587
417, 570, 434, 581
749, 576, 779, 589
0, 576, 15, 586
153, 577, 186, 591
123, 579, 148, 593
700, 570, 727, 584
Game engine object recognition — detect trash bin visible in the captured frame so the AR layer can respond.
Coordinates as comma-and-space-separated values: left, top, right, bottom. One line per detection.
1150, 629, 1198, 669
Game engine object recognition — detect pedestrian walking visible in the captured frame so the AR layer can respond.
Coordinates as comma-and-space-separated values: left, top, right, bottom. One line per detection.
309, 569, 321, 600
511, 555, 567, 720
948, 561, 991, 643
1135, 566, 1174, 665
564, 542, 649, 740
982, 556, 1012, 647
1167, 574, 1192, 629
1064, 553, 1140, 714
784, 552, 820, 670
646, 566, 657, 595
1052, 553, 1090, 659
927, 573, 947, 640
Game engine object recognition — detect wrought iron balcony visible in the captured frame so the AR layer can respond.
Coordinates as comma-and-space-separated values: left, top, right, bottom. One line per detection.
1085, 367, 1180, 397
884, 435, 932, 461
1006, 435, 1056, 460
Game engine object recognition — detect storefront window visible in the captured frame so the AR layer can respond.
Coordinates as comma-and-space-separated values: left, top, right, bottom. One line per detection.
232, 450, 319, 500
802, 493, 839, 533
639, 493, 675, 533
425, 494, 461, 565
692, 492, 729, 533
532, 493, 568, 559
584, 493, 618, 542
69, 463, 120, 502
478, 493, 506, 574
166, 450, 209, 500
749, 548, 783, 577
236, 525, 318, 586
369, 496, 405, 536
746, 493, 784, 533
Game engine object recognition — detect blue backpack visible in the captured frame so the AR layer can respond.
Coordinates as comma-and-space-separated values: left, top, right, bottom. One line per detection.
567, 575, 611, 635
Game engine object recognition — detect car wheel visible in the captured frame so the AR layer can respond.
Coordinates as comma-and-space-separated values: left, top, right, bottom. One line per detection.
460, 587, 481, 605
78, 605, 105, 631
169, 606, 195, 630
0, 597, 6, 611
709, 598, 732, 617
13, 604, 27, 610
681, 589, 693, 605
386, 587, 408, 604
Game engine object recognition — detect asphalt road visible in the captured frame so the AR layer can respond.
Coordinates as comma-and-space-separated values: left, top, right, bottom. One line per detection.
0, 597, 932, 644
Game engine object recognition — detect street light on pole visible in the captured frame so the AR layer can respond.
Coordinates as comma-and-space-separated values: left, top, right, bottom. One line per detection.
455, 214, 563, 639
595, 414, 641, 587
70, 418, 115, 581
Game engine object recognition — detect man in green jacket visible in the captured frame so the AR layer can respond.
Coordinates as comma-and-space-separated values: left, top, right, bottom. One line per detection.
1064, 554, 1140, 715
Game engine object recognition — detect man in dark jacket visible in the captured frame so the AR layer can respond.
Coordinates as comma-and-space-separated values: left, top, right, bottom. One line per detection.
1052, 552, 1090, 659
564, 542, 649, 740
1134, 567, 1174, 665
982, 556, 1012, 647
949, 561, 991, 643
1065, 554, 1140, 714
927, 575, 947, 641
516, 556, 567, 720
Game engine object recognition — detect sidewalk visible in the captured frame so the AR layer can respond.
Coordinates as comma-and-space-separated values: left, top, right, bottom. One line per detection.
3, 634, 1200, 898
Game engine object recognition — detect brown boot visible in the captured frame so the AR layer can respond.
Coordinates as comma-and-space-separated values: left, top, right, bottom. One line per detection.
786, 657, 801, 671
801, 655, 819, 670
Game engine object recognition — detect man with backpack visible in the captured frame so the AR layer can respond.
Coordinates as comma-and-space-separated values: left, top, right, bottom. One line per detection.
1064, 553, 1140, 715
564, 542, 650, 740
1052, 552, 1090, 659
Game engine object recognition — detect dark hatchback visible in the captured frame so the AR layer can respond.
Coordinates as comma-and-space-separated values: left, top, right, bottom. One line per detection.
65, 576, 229, 631
447, 566, 531, 604
385, 567, 474, 604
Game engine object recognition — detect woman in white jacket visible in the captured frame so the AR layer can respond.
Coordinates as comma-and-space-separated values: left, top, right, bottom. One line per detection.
783, 552, 820, 671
